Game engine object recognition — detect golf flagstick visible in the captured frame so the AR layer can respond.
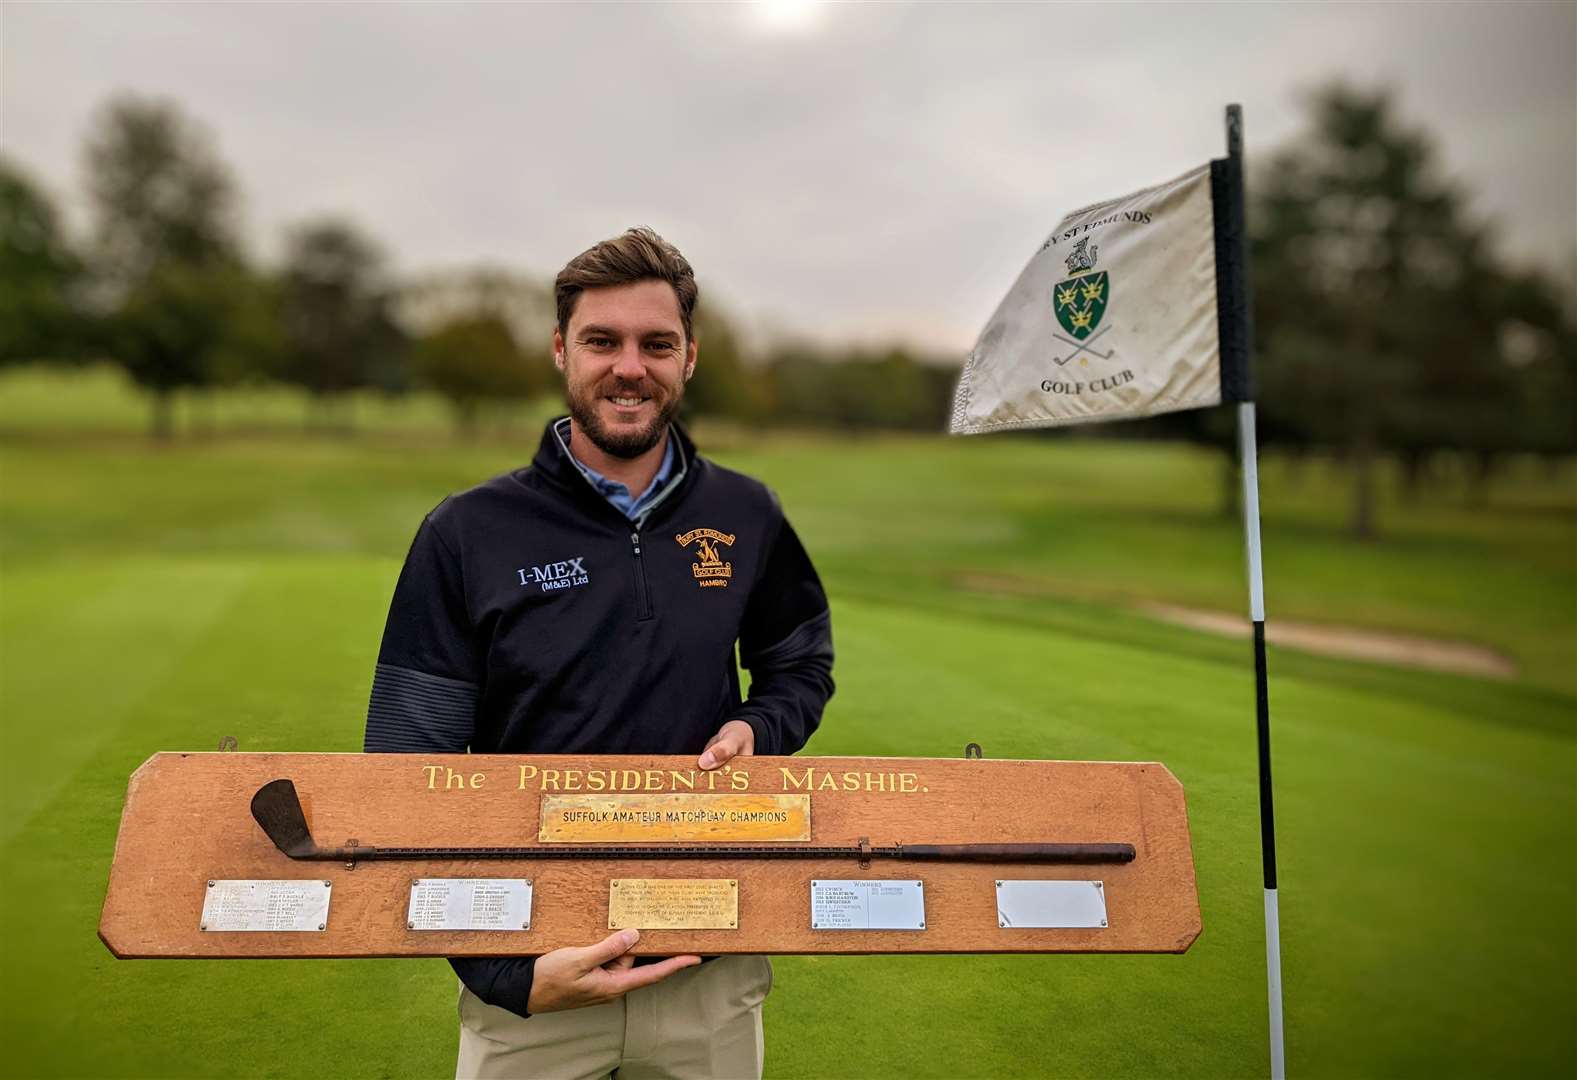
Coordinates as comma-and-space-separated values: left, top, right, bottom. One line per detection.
945, 102, 1286, 1076
1225, 105, 1287, 1080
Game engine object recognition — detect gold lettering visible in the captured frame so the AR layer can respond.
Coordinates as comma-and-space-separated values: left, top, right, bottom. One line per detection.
817, 773, 839, 791
470, 771, 485, 790
899, 773, 919, 793
587, 770, 607, 792
841, 771, 860, 791
864, 772, 888, 792
424, 765, 441, 790
704, 770, 720, 790
669, 770, 695, 790
730, 770, 749, 791
780, 767, 813, 791
563, 769, 583, 791
517, 765, 538, 790
645, 769, 664, 791
620, 770, 643, 791
542, 769, 561, 791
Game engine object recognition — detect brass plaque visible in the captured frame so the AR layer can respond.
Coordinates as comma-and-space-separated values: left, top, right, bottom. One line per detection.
539, 794, 810, 842
608, 878, 739, 930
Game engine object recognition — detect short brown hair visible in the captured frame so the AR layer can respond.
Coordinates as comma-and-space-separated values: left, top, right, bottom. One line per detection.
554, 227, 698, 342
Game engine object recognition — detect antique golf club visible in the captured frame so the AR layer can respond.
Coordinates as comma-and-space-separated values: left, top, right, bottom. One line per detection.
251, 778, 1136, 865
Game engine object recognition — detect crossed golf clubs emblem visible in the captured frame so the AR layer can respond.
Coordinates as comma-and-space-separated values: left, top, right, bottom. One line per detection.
1052, 325, 1114, 366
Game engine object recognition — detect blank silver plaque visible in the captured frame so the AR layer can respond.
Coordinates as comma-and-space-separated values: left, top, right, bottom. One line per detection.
810, 879, 926, 930
995, 880, 1108, 929
200, 879, 331, 932
407, 878, 533, 931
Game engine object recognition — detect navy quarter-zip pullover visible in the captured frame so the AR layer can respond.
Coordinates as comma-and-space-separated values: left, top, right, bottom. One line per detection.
364, 418, 834, 1016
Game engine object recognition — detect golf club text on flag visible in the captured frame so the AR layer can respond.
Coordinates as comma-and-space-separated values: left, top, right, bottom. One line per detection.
950, 162, 1249, 434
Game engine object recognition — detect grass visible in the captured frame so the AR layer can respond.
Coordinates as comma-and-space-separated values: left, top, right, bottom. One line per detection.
1, 367, 1574, 1078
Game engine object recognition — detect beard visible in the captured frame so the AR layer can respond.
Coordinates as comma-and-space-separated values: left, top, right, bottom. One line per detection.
566, 376, 684, 459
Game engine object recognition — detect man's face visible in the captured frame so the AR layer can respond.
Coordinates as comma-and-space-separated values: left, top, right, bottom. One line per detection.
555, 279, 696, 459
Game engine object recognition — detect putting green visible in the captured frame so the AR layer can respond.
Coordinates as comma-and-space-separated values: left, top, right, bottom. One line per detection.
0, 420, 1572, 1077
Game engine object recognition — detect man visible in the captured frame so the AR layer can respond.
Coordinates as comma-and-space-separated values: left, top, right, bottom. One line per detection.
364, 227, 835, 1079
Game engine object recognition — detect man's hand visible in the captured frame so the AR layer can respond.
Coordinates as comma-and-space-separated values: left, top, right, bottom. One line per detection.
698, 719, 754, 770
526, 930, 700, 1014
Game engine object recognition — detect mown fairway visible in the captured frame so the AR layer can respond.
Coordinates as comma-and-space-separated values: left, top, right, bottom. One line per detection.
2, 371, 1573, 1078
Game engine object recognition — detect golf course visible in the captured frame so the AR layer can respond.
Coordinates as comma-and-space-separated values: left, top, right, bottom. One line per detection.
2, 367, 1573, 1078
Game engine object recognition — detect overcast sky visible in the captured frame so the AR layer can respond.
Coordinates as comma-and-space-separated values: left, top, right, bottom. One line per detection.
3, 1, 1573, 352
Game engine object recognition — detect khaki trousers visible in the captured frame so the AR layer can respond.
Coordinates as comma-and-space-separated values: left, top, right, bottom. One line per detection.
455, 955, 772, 1080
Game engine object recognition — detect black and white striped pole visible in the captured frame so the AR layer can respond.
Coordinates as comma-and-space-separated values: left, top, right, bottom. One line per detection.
1240, 389, 1286, 1079
1225, 103, 1286, 1079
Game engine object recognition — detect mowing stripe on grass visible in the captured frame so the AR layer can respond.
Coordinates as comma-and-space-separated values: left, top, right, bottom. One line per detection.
0, 559, 257, 847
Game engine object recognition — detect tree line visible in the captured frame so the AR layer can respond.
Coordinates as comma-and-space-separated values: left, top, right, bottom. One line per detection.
1, 96, 559, 439
3, 87, 1573, 534
1135, 84, 1576, 535
0, 94, 956, 441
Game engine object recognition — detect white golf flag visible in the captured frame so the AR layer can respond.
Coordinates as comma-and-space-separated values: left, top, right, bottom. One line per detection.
950, 161, 1248, 434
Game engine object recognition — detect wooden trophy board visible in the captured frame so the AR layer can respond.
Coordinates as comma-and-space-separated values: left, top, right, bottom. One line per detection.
99, 753, 1200, 958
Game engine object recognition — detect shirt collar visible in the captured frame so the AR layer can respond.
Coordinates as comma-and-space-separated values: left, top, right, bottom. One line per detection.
553, 417, 676, 518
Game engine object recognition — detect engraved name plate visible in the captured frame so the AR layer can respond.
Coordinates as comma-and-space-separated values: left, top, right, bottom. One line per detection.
200, 879, 331, 932
810, 880, 926, 931
407, 879, 533, 931
608, 879, 738, 930
540, 794, 810, 843
995, 880, 1108, 929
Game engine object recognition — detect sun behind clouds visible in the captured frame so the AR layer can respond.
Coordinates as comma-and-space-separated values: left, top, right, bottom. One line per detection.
749, 0, 826, 35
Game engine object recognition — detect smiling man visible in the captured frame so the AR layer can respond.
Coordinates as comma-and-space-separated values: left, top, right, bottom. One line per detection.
364, 227, 835, 1079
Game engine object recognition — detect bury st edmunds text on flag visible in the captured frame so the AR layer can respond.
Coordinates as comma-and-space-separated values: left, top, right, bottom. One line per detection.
950, 162, 1248, 434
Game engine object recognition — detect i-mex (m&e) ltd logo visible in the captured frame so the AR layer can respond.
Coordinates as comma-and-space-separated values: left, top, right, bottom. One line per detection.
675, 528, 734, 588
516, 556, 589, 593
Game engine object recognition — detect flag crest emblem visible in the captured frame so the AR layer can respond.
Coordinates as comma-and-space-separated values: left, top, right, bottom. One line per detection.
1053, 239, 1109, 340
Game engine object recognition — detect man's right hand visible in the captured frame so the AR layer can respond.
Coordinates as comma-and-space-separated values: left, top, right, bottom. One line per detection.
525, 930, 701, 1014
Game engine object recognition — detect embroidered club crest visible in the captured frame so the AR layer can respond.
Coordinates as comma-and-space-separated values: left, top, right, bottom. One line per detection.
675, 528, 734, 588
1053, 238, 1110, 341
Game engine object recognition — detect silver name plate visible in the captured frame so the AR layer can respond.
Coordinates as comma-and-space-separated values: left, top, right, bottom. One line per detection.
995, 879, 1107, 928
407, 878, 533, 931
200, 879, 331, 932
810, 879, 926, 930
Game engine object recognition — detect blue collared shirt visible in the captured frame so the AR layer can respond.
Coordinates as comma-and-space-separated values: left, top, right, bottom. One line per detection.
554, 418, 676, 521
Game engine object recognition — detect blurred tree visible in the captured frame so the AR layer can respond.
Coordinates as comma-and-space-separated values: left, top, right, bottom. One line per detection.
1252, 83, 1536, 537
104, 262, 281, 437
85, 97, 238, 284
766, 342, 953, 431
0, 158, 87, 364
401, 267, 555, 354
83, 95, 248, 437
277, 219, 407, 431
412, 312, 541, 437
683, 305, 768, 422
400, 267, 554, 433
1493, 267, 1577, 472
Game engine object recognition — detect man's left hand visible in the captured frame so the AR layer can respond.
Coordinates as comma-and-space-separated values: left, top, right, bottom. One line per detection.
698, 719, 754, 770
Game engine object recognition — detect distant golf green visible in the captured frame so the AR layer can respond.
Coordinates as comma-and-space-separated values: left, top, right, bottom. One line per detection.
2, 367, 1573, 1078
